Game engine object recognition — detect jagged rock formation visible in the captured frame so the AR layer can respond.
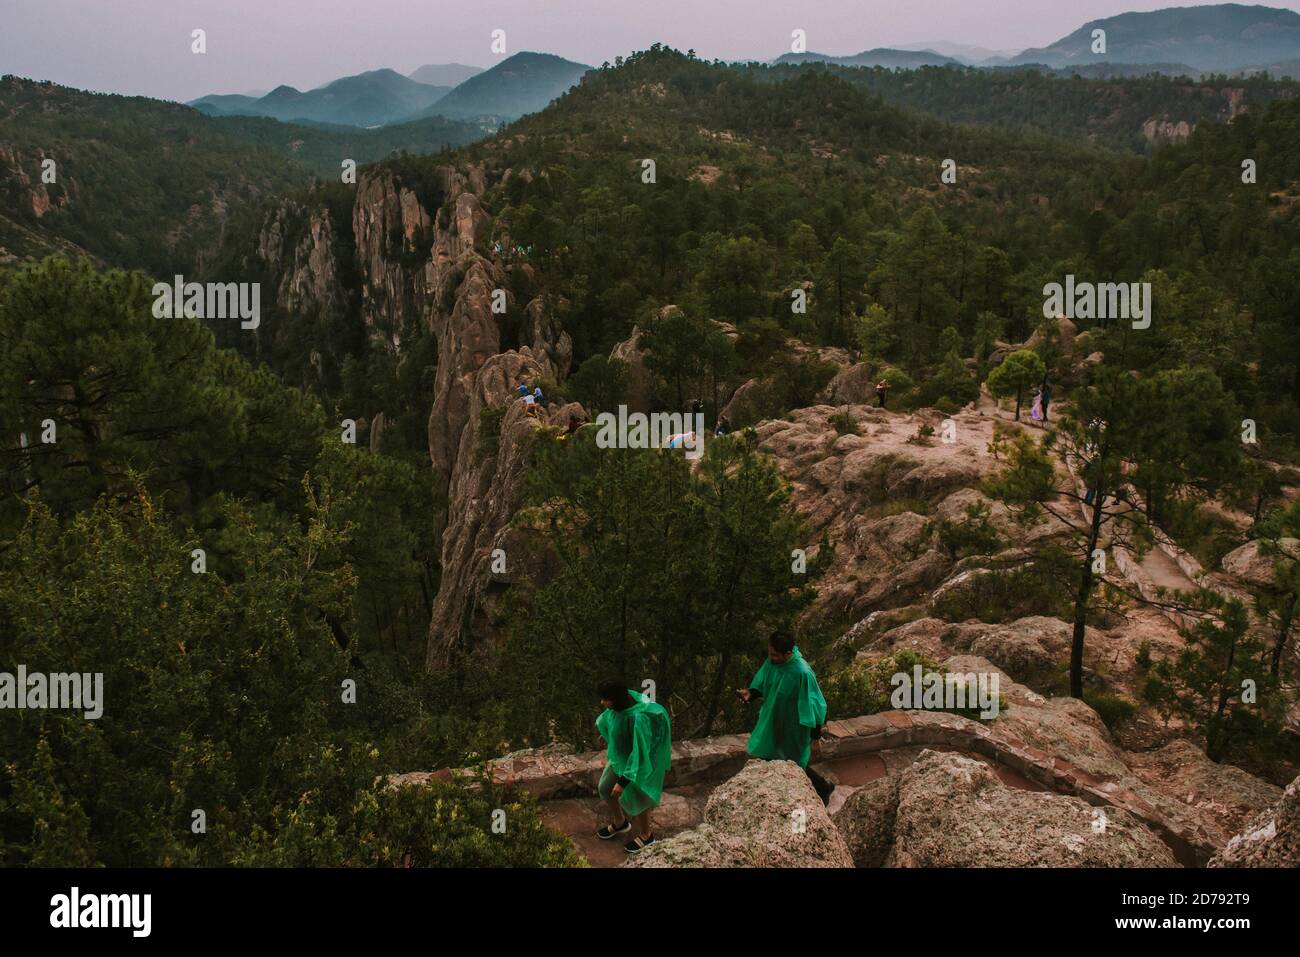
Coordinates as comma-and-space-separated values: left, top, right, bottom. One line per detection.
608, 327, 650, 411
835, 749, 1178, 867
625, 759, 853, 868
1142, 118, 1193, 143
1209, 772, 1300, 867
426, 390, 585, 667
246, 159, 575, 669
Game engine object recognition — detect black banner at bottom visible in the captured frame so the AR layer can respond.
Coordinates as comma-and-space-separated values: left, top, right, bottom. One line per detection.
0, 866, 1283, 942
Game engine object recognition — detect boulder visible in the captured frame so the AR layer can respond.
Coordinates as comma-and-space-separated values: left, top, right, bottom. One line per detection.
1220, 538, 1297, 588
718, 376, 769, 428
968, 616, 1080, 680
626, 759, 853, 868
832, 776, 900, 867
837, 750, 1178, 867
821, 362, 878, 405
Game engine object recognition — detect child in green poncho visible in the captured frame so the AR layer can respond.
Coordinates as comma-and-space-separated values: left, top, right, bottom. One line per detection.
737, 631, 835, 804
594, 681, 672, 854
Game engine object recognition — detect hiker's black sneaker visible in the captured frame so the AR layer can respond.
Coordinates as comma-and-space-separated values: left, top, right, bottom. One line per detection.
596, 820, 631, 840
624, 834, 655, 854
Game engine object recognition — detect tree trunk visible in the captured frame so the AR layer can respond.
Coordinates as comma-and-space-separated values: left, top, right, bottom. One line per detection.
699, 649, 733, 738
1272, 594, 1296, 677
1071, 488, 1107, 698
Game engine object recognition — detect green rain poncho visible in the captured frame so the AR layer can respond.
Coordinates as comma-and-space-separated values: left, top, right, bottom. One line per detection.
746, 646, 827, 768
595, 690, 672, 817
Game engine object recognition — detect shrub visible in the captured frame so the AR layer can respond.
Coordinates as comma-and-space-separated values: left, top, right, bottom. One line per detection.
931, 501, 1002, 560
822, 649, 1005, 723
829, 410, 860, 435
1083, 691, 1136, 731
477, 403, 508, 461
232, 774, 586, 868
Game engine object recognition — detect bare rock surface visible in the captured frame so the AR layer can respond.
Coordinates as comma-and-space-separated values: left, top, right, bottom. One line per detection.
835, 749, 1178, 867
626, 759, 853, 868
1209, 772, 1300, 868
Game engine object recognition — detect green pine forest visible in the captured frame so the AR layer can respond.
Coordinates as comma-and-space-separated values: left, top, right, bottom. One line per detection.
3, 47, 1300, 865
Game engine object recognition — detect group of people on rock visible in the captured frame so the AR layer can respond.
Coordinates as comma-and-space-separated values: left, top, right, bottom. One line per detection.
594, 630, 830, 855
517, 382, 546, 416
493, 240, 534, 261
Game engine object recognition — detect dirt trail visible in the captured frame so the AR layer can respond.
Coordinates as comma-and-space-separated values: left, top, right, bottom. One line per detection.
1137, 542, 1199, 594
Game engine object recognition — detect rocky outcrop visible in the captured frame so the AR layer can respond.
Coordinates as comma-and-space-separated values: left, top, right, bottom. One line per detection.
820, 362, 879, 406
1125, 740, 1282, 850
1142, 118, 1193, 143
834, 749, 1179, 867
856, 615, 1090, 685
755, 405, 1016, 623
1220, 538, 1295, 588
256, 201, 351, 345
399, 164, 578, 668
425, 388, 583, 667
609, 325, 655, 414
625, 760, 854, 868
1209, 772, 1300, 868
250, 159, 574, 668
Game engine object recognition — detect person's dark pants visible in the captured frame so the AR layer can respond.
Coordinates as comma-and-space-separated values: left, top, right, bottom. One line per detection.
805, 764, 834, 805
877, 394, 886, 408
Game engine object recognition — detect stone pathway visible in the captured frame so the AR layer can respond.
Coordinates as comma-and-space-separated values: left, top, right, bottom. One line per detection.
540, 785, 711, 868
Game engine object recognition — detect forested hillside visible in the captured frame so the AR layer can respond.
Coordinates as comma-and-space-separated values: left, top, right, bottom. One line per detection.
772, 63, 1299, 151
4, 44, 1300, 869
0, 76, 486, 272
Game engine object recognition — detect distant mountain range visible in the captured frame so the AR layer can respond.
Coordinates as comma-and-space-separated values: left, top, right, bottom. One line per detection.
190, 53, 591, 129
772, 4, 1300, 77
407, 63, 483, 87
1000, 3, 1300, 72
772, 49, 959, 69
185, 6, 1300, 133
191, 68, 449, 128
405, 52, 592, 121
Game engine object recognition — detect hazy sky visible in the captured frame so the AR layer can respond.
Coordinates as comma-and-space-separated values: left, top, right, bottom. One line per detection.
5, 0, 1299, 102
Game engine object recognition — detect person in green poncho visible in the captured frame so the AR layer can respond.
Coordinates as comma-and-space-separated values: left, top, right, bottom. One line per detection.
594, 680, 673, 854
737, 630, 835, 804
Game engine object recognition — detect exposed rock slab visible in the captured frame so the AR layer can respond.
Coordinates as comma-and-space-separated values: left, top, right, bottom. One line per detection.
625, 759, 853, 868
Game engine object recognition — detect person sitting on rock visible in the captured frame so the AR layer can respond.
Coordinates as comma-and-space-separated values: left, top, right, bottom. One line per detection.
737, 630, 834, 805
520, 386, 538, 417
714, 415, 731, 437
594, 680, 672, 854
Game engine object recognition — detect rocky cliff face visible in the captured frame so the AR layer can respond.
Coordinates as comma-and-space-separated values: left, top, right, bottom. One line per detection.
248, 159, 574, 669
1142, 118, 1194, 143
